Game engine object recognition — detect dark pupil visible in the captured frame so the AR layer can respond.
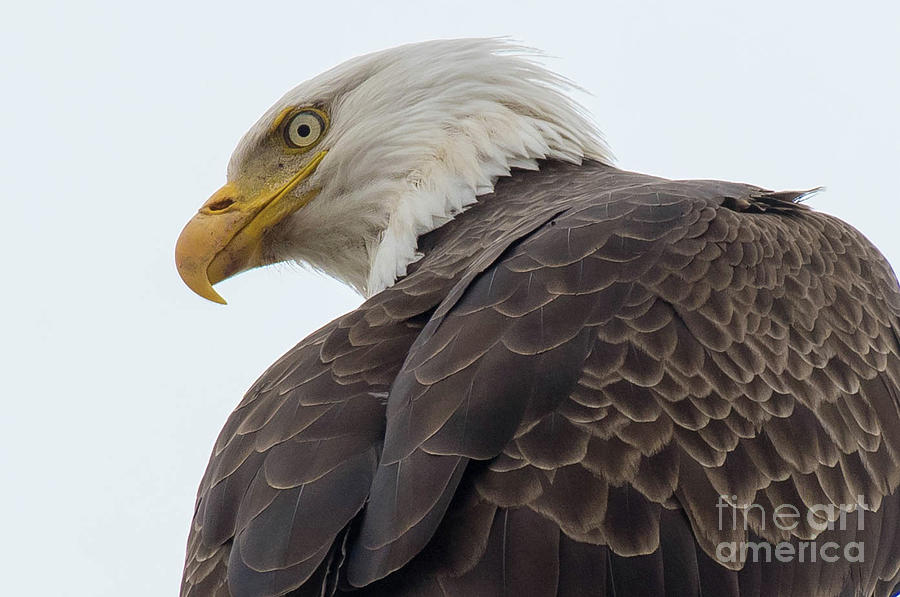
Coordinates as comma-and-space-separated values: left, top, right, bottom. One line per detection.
297, 124, 311, 137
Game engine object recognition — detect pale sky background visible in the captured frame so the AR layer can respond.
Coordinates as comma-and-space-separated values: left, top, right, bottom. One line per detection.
1, 1, 898, 595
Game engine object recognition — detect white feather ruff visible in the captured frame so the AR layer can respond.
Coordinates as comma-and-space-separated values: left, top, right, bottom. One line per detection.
228, 39, 612, 296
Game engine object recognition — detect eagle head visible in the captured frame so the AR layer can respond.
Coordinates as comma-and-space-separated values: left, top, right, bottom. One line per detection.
175, 39, 609, 303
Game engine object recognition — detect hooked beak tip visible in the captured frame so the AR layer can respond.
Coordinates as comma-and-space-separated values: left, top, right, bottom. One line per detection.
175, 219, 230, 305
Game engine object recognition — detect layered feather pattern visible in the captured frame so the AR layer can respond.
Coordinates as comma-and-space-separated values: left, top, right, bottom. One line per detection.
182, 162, 900, 597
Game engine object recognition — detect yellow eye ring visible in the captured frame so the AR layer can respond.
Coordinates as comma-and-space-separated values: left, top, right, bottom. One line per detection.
279, 108, 328, 150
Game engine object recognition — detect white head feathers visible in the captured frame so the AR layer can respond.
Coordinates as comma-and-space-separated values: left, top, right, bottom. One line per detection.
228, 38, 611, 296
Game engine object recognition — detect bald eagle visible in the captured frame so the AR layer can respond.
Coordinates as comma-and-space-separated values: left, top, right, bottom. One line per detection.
176, 39, 900, 597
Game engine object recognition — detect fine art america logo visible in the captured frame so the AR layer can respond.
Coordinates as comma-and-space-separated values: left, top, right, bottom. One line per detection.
715, 495, 868, 564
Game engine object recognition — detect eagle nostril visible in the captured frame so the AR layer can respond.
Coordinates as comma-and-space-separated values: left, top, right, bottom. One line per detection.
206, 198, 235, 212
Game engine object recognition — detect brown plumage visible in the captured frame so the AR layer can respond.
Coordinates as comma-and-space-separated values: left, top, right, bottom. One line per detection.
182, 161, 900, 597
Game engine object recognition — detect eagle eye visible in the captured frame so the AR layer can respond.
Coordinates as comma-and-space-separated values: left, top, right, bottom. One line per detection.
282, 109, 327, 149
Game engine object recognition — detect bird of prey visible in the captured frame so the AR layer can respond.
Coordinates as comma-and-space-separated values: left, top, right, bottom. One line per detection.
175, 39, 900, 597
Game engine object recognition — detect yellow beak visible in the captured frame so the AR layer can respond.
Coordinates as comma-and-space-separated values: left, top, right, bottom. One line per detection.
175, 150, 326, 304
